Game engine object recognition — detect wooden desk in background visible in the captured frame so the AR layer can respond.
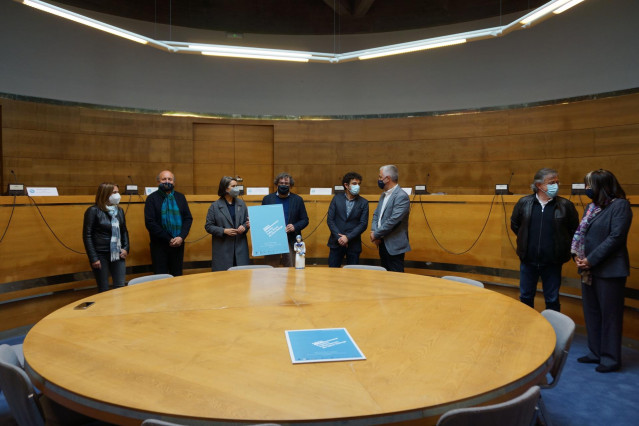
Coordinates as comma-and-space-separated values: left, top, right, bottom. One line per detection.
24, 268, 555, 425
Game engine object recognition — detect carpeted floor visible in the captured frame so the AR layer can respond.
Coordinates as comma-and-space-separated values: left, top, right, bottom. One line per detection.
2, 332, 638, 425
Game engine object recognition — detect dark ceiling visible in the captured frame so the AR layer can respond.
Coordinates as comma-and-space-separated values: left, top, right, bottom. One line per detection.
54, 0, 546, 36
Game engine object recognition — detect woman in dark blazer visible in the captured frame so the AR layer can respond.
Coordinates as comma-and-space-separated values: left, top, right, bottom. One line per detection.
205, 176, 250, 271
571, 169, 632, 372
82, 182, 129, 292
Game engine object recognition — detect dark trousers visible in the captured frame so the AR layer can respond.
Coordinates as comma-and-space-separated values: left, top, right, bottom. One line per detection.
265, 240, 295, 267
582, 276, 626, 368
91, 253, 126, 293
328, 246, 361, 268
519, 262, 562, 311
150, 241, 185, 276
379, 240, 405, 272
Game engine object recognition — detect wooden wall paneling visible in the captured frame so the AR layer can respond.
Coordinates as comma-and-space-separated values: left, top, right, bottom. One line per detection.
193, 123, 235, 194
507, 94, 639, 134
233, 124, 274, 189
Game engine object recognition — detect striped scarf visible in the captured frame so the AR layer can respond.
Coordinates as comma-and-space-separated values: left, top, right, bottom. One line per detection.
570, 202, 603, 285
106, 205, 121, 262
160, 190, 182, 238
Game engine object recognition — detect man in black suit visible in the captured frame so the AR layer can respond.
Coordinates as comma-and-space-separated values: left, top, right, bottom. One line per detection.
326, 172, 369, 267
261, 172, 309, 267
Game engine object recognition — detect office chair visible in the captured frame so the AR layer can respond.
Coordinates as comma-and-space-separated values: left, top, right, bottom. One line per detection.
0, 344, 45, 426
440, 276, 485, 288
342, 265, 387, 271
128, 274, 173, 285
436, 385, 540, 426
228, 265, 274, 270
536, 309, 576, 426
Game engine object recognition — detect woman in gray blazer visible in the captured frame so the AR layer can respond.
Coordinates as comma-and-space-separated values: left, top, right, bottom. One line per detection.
571, 169, 632, 373
205, 176, 250, 271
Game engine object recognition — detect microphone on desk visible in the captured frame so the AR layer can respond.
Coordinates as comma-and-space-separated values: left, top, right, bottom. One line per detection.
495, 172, 514, 195
6, 170, 25, 195
415, 173, 430, 195
125, 175, 138, 195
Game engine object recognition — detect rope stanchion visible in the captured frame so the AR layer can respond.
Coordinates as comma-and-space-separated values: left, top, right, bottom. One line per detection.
28, 195, 85, 255
501, 194, 518, 253
419, 194, 496, 255
0, 196, 17, 243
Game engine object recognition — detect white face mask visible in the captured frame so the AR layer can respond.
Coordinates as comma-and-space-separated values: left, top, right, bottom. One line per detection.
108, 193, 121, 205
349, 184, 360, 196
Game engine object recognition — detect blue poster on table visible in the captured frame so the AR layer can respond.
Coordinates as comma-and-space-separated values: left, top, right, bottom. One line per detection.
285, 328, 366, 364
248, 204, 290, 257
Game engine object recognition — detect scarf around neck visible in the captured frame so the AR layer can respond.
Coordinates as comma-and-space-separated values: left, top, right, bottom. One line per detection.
106, 205, 121, 262
160, 190, 182, 238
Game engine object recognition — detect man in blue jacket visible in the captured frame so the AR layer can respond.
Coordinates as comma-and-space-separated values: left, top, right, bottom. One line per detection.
326, 172, 369, 267
262, 172, 309, 267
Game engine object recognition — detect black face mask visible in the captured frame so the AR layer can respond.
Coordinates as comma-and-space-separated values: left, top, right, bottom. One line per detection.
159, 182, 174, 192
585, 188, 594, 200
278, 184, 290, 195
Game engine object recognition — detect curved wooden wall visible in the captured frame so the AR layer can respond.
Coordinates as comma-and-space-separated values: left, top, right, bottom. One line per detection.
1, 92, 639, 337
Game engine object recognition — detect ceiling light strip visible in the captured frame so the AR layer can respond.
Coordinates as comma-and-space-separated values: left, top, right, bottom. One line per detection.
16, 0, 588, 63
520, 0, 575, 25
20, 0, 173, 50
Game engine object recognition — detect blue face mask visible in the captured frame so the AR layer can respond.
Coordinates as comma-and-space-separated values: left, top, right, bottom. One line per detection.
348, 184, 360, 196
544, 183, 558, 198
377, 179, 386, 190
585, 188, 594, 199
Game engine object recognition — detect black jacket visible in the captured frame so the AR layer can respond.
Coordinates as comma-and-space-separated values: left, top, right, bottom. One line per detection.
584, 199, 633, 278
326, 194, 369, 253
144, 190, 193, 244
261, 192, 309, 243
510, 194, 579, 264
82, 205, 129, 263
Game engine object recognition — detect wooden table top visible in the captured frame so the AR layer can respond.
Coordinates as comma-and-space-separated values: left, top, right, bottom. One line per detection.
24, 268, 555, 425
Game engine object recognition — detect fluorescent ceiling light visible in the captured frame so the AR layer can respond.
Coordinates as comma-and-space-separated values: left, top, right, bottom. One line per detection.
201, 51, 309, 62
553, 0, 586, 14
359, 39, 467, 60
189, 45, 312, 59
23, 0, 149, 45
16, 0, 588, 63
520, 0, 575, 25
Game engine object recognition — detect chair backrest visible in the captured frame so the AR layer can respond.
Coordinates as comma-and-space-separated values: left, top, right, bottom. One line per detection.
227, 265, 274, 271
540, 309, 575, 388
342, 265, 387, 271
440, 276, 485, 288
0, 345, 45, 426
143, 421, 281, 426
128, 274, 173, 286
436, 385, 540, 426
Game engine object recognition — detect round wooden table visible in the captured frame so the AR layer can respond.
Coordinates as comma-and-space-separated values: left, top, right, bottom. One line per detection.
24, 268, 555, 425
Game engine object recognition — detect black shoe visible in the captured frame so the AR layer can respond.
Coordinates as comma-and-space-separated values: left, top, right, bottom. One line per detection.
595, 364, 620, 373
577, 356, 599, 364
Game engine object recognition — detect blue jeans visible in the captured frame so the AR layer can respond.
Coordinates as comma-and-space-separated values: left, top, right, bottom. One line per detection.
519, 262, 562, 311
91, 253, 126, 292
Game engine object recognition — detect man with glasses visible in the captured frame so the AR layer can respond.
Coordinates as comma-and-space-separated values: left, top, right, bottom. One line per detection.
510, 168, 579, 311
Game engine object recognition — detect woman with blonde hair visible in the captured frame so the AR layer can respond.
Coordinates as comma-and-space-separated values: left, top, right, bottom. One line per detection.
82, 182, 129, 292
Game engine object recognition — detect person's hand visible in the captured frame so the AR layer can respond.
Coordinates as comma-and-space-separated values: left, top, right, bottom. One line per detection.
237, 225, 246, 234
224, 228, 238, 236
338, 234, 348, 246
373, 239, 381, 247
575, 257, 591, 270
245, 219, 250, 228
120, 249, 128, 259
286, 224, 295, 233
370, 231, 376, 242
169, 236, 184, 247
91, 260, 101, 269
